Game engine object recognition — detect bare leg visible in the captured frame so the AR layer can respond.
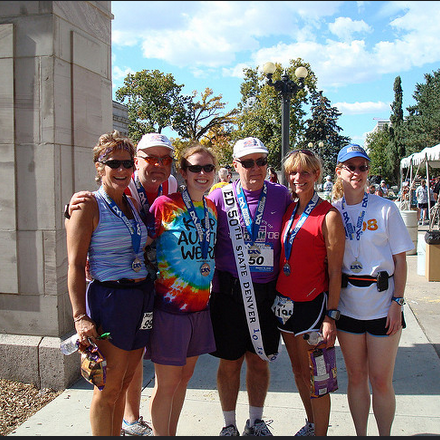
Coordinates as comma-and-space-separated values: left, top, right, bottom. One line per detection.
123, 358, 143, 423
245, 352, 270, 408
150, 357, 198, 436
282, 332, 314, 423
217, 356, 245, 412
89, 340, 143, 436
367, 330, 401, 436
337, 331, 370, 436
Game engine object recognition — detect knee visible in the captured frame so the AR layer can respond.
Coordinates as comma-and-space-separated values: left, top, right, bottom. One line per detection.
369, 374, 393, 395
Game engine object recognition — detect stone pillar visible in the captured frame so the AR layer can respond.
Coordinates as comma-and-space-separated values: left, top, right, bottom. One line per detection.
0, 1, 113, 390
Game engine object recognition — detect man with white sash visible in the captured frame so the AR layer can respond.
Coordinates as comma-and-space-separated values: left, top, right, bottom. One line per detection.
208, 137, 292, 436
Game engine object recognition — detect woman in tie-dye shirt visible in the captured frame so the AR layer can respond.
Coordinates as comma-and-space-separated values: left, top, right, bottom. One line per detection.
146, 144, 218, 436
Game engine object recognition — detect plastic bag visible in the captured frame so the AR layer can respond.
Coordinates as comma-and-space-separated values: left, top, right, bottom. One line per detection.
308, 346, 338, 398
80, 343, 107, 390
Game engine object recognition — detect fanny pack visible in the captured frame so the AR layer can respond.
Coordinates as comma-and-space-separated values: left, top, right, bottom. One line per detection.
341, 271, 391, 292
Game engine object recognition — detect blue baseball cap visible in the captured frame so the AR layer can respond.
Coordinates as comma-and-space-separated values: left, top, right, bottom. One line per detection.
337, 144, 370, 163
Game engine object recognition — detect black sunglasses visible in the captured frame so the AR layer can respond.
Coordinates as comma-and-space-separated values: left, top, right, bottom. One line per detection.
186, 164, 216, 173
100, 159, 134, 169
342, 164, 369, 173
236, 157, 268, 169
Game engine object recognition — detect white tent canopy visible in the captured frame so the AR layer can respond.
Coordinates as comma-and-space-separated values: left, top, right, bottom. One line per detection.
400, 143, 440, 169
400, 143, 440, 222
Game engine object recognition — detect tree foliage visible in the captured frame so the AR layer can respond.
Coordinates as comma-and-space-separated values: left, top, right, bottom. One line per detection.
402, 69, 440, 154
302, 90, 350, 178
234, 59, 317, 169
365, 127, 391, 182
115, 69, 188, 143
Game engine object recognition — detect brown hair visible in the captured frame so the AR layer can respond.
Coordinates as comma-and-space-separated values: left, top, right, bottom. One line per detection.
93, 130, 135, 183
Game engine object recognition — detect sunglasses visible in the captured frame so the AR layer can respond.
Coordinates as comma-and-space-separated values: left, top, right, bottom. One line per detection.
342, 164, 369, 173
289, 149, 315, 157
186, 164, 216, 173
236, 157, 268, 169
100, 159, 134, 169
137, 155, 173, 166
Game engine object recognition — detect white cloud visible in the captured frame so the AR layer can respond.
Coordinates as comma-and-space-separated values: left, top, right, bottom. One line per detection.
328, 17, 372, 42
334, 101, 390, 115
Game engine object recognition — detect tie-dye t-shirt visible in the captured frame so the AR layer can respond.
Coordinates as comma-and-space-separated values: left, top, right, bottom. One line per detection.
150, 192, 217, 314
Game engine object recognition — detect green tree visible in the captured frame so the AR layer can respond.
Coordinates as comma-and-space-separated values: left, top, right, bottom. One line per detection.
234, 59, 317, 169
115, 69, 188, 143
365, 127, 391, 182
386, 76, 405, 180
402, 69, 440, 154
302, 90, 350, 177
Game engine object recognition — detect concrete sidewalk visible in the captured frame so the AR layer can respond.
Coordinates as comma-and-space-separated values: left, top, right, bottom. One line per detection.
9, 255, 440, 436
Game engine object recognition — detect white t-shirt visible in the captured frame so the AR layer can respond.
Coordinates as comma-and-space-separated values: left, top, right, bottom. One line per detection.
333, 194, 414, 320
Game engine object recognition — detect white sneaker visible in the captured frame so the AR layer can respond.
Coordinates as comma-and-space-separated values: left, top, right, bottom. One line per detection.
121, 416, 153, 436
242, 419, 273, 436
294, 419, 314, 436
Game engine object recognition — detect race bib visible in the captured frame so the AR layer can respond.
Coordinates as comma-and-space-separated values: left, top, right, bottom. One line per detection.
139, 312, 153, 330
246, 242, 273, 272
271, 294, 294, 325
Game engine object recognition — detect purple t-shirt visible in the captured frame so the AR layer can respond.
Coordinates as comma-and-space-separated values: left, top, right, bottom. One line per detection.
207, 180, 292, 288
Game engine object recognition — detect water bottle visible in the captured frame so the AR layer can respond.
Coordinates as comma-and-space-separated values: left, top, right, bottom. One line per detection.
303, 331, 324, 346
60, 333, 80, 355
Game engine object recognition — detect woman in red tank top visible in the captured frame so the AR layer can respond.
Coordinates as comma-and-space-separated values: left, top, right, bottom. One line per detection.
274, 149, 345, 436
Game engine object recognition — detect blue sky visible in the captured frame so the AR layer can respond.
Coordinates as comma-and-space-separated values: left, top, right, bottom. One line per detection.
110, 1, 440, 147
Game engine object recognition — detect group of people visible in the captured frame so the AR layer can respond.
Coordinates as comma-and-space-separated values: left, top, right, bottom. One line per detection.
65, 132, 414, 437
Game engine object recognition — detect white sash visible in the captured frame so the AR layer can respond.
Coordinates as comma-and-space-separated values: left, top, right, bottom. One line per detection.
221, 184, 279, 362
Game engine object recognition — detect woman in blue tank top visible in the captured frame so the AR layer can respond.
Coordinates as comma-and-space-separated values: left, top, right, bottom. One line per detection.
65, 130, 154, 436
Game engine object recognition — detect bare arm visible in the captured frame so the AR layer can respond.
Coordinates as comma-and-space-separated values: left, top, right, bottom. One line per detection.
65, 197, 99, 346
321, 207, 345, 347
387, 251, 407, 335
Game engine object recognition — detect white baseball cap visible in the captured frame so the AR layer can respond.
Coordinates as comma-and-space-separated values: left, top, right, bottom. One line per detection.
233, 137, 268, 159
137, 133, 174, 153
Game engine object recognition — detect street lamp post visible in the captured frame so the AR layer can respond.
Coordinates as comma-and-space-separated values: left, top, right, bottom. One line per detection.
263, 62, 308, 185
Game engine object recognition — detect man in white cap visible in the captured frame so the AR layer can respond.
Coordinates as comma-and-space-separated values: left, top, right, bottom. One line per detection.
65, 132, 177, 436
208, 137, 292, 436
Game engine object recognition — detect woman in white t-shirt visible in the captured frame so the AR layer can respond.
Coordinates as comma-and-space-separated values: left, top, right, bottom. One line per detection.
331, 144, 414, 436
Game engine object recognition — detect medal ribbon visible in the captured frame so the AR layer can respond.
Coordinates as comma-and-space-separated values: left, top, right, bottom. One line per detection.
98, 186, 142, 254
134, 172, 162, 222
235, 181, 267, 243
181, 188, 210, 260
283, 191, 320, 261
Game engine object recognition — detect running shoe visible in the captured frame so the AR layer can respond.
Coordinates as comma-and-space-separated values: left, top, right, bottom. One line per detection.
242, 419, 273, 436
294, 419, 315, 436
121, 416, 153, 436
220, 424, 240, 436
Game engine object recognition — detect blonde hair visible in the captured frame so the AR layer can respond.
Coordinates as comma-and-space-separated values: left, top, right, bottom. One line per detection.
284, 150, 322, 199
93, 130, 135, 183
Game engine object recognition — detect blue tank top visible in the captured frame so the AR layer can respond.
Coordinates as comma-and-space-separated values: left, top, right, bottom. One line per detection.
88, 188, 149, 281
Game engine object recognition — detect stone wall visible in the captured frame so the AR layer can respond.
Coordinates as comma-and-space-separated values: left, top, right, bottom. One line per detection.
0, 1, 113, 389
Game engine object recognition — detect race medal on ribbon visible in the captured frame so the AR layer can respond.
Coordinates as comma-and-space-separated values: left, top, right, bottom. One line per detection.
200, 262, 211, 277
132, 257, 142, 273
350, 260, 363, 273
283, 262, 291, 276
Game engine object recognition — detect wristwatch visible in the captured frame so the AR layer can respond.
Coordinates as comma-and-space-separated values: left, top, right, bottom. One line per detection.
326, 309, 341, 321
392, 296, 406, 306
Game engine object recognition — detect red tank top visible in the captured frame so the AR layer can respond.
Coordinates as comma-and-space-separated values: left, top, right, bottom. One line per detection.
276, 199, 332, 302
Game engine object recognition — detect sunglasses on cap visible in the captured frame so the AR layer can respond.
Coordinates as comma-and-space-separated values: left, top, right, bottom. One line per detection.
137, 154, 173, 166
100, 159, 134, 169
186, 164, 216, 173
235, 157, 268, 169
342, 164, 369, 173
289, 149, 315, 157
